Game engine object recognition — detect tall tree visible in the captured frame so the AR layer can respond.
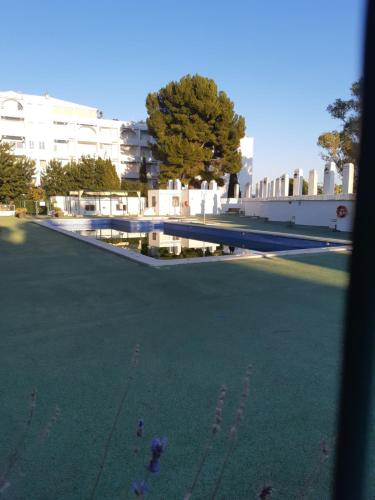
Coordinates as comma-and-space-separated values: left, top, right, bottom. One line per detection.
139, 157, 148, 184
317, 79, 362, 175
66, 157, 97, 191
146, 74, 245, 186
41, 159, 71, 195
28, 186, 46, 201
0, 143, 35, 203
42, 157, 120, 194
66, 157, 120, 191
93, 158, 121, 190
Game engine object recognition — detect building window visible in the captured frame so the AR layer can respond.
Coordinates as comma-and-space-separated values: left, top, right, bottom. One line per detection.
29, 141, 34, 149
151, 196, 156, 207
16, 142, 24, 149
2, 135, 24, 143
39, 141, 45, 149
85, 205, 95, 211
1, 116, 24, 121
152, 232, 157, 240
172, 196, 180, 207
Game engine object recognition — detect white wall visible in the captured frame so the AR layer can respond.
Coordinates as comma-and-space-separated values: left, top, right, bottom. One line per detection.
182, 189, 223, 216
148, 187, 225, 217
148, 190, 182, 216
51, 195, 146, 216
241, 196, 354, 231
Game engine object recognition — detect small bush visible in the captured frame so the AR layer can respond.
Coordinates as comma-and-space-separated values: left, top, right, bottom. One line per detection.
15, 208, 28, 218
53, 207, 63, 218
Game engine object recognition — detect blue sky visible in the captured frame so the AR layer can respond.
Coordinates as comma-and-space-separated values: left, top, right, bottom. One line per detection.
1, 0, 365, 182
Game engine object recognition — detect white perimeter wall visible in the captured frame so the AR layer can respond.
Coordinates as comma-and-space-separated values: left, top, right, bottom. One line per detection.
241, 197, 354, 232
148, 188, 225, 216
182, 190, 223, 216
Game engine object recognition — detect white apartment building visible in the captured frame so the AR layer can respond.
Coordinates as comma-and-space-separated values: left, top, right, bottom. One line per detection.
0, 91, 158, 185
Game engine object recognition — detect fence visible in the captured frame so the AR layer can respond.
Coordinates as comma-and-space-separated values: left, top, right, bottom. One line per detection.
14, 198, 53, 216
0, 204, 16, 216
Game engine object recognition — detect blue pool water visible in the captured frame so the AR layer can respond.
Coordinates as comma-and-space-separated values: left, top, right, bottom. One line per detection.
46, 218, 344, 260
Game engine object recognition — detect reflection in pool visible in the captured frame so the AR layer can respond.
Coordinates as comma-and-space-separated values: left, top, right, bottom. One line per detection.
75, 228, 253, 260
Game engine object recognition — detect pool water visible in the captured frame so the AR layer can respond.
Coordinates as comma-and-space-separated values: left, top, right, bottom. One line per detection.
75, 228, 253, 259
45, 218, 346, 262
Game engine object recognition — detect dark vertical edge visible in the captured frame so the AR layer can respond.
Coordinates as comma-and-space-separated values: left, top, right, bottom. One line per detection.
333, 1, 375, 499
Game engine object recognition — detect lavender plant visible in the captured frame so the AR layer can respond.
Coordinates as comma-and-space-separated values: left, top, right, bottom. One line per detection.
131, 479, 149, 498
0, 389, 60, 498
210, 364, 252, 499
183, 384, 228, 500
89, 344, 141, 500
129, 434, 167, 499
0, 388, 37, 495
147, 436, 168, 474
297, 437, 334, 500
39, 405, 61, 443
259, 485, 273, 499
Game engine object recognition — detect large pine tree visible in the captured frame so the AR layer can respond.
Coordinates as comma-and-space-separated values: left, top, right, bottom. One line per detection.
146, 74, 245, 186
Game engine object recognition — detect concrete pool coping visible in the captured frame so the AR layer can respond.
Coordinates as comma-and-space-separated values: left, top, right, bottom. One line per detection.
34, 219, 351, 267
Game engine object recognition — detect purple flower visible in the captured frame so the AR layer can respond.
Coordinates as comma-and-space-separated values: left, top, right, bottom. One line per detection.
137, 419, 144, 437
132, 479, 149, 497
259, 485, 273, 499
148, 436, 167, 473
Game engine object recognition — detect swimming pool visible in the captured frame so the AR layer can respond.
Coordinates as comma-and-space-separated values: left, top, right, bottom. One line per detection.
36, 218, 350, 266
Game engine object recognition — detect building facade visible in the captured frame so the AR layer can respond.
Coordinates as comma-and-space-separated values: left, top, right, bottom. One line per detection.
0, 91, 158, 185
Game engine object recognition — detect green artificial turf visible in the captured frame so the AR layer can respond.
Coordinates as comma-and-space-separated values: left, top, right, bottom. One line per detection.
0, 217, 373, 499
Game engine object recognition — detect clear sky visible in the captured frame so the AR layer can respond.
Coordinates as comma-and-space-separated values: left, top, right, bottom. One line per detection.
1, 0, 365, 183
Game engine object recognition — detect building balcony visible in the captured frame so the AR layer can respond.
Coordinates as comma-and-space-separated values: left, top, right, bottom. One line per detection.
120, 153, 141, 162
0, 121, 26, 136
121, 136, 140, 146
139, 138, 152, 147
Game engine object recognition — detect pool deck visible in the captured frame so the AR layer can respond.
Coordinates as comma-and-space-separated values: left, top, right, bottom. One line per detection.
187, 214, 353, 240
34, 216, 351, 268
0, 216, 373, 499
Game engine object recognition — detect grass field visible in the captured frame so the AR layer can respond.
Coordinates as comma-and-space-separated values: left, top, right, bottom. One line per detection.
0, 217, 372, 499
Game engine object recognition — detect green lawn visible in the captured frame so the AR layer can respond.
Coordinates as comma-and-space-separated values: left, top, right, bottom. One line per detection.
0, 217, 372, 499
